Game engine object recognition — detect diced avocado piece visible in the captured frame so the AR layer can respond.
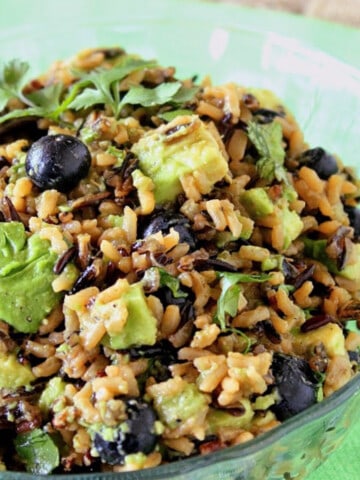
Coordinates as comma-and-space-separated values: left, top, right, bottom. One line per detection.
150, 377, 209, 430
0, 222, 62, 333
339, 244, 360, 281
38, 377, 66, 415
14, 429, 60, 475
131, 115, 228, 204
303, 238, 335, 272
252, 393, 277, 410
103, 282, 157, 349
107, 214, 124, 228
304, 239, 360, 281
0, 352, 35, 389
282, 208, 304, 250
241, 188, 274, 218
206, 399, 253, 434
261, 254, 283, 271
294, 323, 346, 358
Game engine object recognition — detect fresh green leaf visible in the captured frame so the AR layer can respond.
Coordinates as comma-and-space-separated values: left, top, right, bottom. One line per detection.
67, 57, 156, 117
158, 268, 188, 298
26, 83, 64, 111
120, 82, 198, 111
248, 120, 289, 184
0, 56, 156, 124
1, 59, 29, 89
68, 87, 107, 111
106, 145, 126, 167
216, 283, 241, 330
159, 108, 195, 122
302, 237, 338, 274
0, 89, 9, 111
141, 267, 188, 298
14, 429, 60, 474
120, 82, 182, 108
170, 85, 199, 103
0, 106, 48, 124
214, 271, 270, 329
224, 327, 253, 354
1, 83, 65, 123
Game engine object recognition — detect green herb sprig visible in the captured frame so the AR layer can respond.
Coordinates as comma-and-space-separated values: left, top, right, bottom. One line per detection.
0, 56, 198, 125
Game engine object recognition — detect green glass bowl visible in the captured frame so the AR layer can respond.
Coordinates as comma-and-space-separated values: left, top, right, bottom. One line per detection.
0, 1, 359, 479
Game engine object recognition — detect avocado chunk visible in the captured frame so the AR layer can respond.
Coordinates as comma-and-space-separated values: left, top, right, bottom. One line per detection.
0, 352, 35, 389
38, 377, 66, 415
148, 377, 209, 430
206, 399, 254, 434
103, 282, 157, 349
304, 239, 360, 281
241, 188, 274, 218
131, 115, 228, 204
281, 207, 304, 250
294, 323, 346, 358
14, 429, 60, 474
0, 222, 61, 333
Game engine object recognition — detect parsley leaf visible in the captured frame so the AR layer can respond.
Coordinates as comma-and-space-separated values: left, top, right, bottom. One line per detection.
0, 59, 31, 110
248, 120, 289, 184
214, 271, 270, 329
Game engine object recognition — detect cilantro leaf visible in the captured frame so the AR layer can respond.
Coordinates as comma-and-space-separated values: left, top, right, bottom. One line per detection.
159, 108, 195, 122
141, 267, 187, 298
225, 327, 253, 353
0, 84, 64, 124
171, 85, 199, 103
0, 59, 32, 110
214, 271, 270, 329
158, 268, 188, 298
0, 89, 10, 111
248, 120, 289, 184
68, 87, 106, 111
67, 57, 156, 117
120, 81, 182, 108
26, 83, 64, 111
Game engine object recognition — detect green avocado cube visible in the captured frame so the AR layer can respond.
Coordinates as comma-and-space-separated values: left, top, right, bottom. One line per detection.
132, 115, 228, 204
241, 188, 274, 218
103, 282, 157, 349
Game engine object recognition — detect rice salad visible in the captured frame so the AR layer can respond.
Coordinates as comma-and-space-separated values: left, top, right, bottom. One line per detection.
0, 47, 359, 474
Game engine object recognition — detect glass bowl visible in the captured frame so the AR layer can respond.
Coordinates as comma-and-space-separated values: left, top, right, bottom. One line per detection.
0, 1, 359, 479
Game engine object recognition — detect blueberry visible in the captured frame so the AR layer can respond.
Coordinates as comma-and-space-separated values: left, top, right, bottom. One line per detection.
298, 147, 338, 180
25, 134, 91, 192
93, 399, 158, 465
270, 353, 318, 421
344, 205, 360, 238
93, 435, 122, 465
140, 209, 197, 250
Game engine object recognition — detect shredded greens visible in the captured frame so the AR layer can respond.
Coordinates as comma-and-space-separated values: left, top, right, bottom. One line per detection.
214, 271, 270, 330
248, 120, 289, 185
